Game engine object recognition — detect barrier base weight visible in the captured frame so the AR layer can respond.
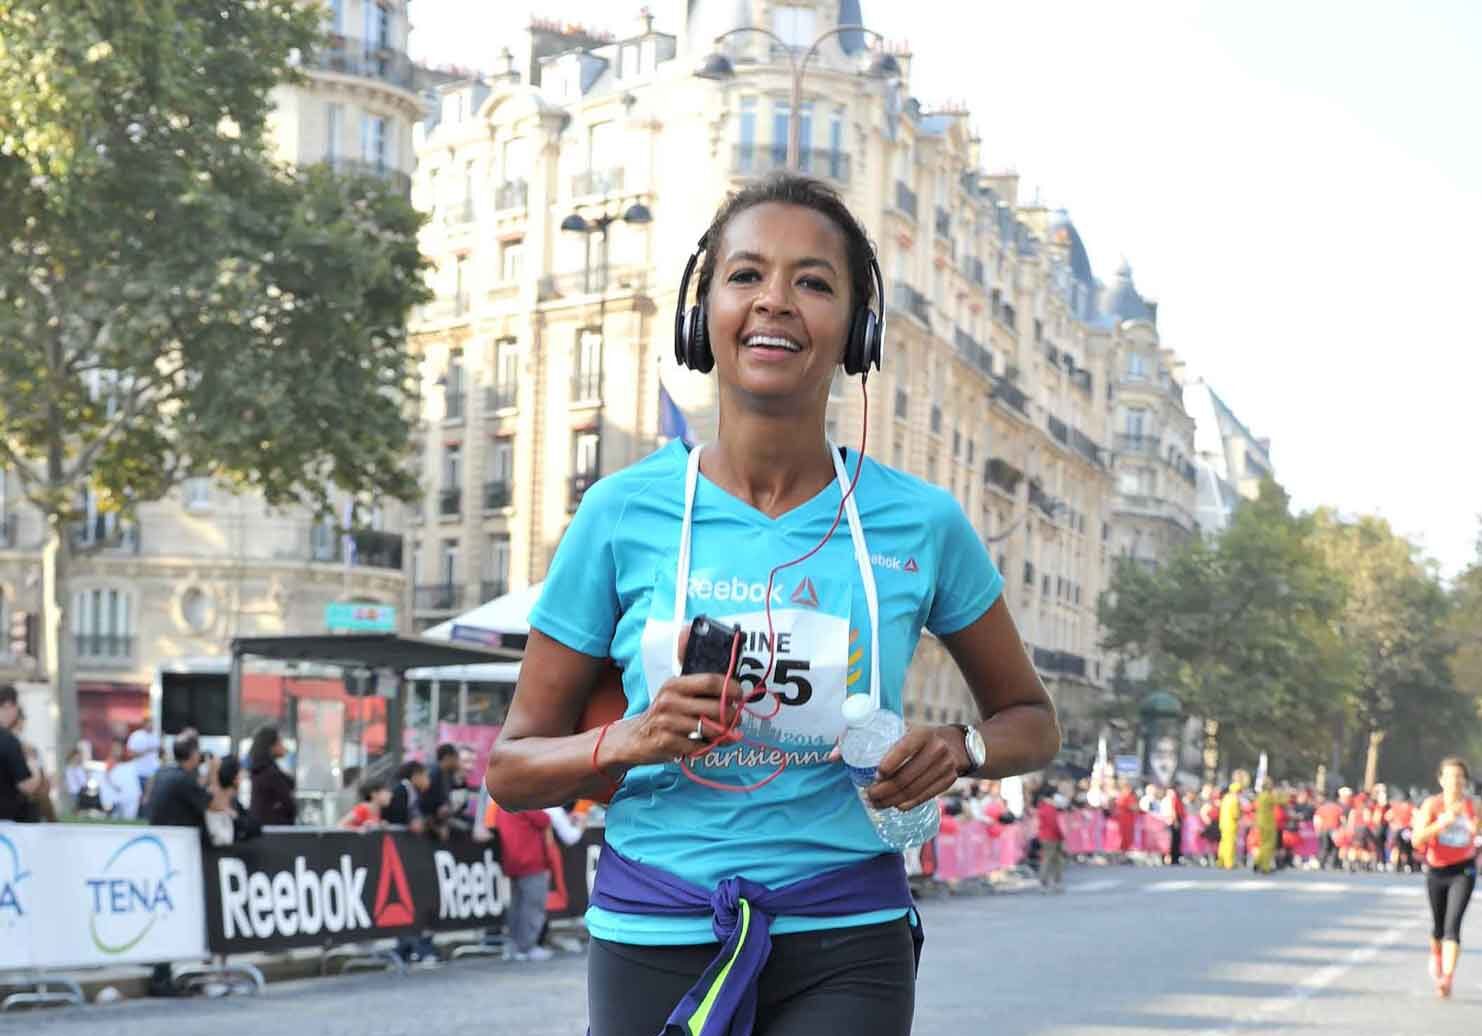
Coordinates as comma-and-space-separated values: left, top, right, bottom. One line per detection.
175, 958, 266, 997
0, 974, 85, 1012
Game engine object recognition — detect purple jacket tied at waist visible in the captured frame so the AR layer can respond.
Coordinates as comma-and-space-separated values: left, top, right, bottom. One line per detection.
588, 845, 923, 1036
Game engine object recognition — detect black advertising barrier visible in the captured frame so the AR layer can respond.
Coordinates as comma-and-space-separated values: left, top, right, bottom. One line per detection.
203, 827, 605, 955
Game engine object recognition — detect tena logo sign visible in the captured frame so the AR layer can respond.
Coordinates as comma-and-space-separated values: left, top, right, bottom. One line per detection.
0, 831, 28, 926
85, 833, 179, 954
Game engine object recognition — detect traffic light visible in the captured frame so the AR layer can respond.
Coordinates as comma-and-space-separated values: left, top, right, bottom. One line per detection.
8, 609, 34, 659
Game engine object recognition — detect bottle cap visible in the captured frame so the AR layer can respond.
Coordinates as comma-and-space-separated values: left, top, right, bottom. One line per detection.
841, 694, 876, 728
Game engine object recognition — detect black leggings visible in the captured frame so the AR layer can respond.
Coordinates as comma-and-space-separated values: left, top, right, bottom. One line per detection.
587, 917, 916, 1036
1426, 860, 1477, 943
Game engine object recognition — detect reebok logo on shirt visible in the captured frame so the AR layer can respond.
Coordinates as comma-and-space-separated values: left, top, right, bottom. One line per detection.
688, 575, 785, 605
870, 553, 919, 573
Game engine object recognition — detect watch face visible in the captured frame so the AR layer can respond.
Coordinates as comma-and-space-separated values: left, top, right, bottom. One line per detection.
965, 726, 986, 768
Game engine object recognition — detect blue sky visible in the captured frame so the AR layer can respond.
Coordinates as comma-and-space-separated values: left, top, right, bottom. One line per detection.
409, 1, 1482, 576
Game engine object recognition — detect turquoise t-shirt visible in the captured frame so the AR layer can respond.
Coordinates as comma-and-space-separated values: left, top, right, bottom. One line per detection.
528, 440, 1003, 945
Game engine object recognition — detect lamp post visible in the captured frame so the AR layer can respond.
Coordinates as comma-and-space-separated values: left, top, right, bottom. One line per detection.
695, 25, 900, 171
558, 201, 653, 499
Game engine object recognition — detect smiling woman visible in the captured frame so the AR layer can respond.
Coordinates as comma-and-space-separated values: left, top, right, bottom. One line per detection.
485, 172, 1059, 1036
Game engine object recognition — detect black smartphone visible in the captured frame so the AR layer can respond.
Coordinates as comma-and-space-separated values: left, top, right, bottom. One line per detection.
680, 615, 741, 676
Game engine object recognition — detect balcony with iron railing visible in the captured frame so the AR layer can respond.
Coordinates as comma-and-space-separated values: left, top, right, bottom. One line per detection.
480, 579, 508, 604
484, 480, 512, 510
1047, 415, 1070, 447
1071, 368, 1093, 395
571, 369, 602, 405
1028, 481, 1058, 518
891, 282, 930, 327
542, 266, 648, 300
894, 181, 918, 221
953, 328, 994, 377
1071, 428, 1106, 469
569, 472, 598, 510
1116, 433, 1160, 457
69, 515, 140, 553
494, 179, 528, 211
309, 528, 405, 570
1117, 494, 1197, 532
990, 375, 1030, 418
319, 155, 412, 197
571, 167, 625, 197
984, 457, 1023, 496
731, 145, 851, 182
438, 487, 462, 517
306, 34, 415, 91
75, 633, 135, 661
414, 584, 459, 611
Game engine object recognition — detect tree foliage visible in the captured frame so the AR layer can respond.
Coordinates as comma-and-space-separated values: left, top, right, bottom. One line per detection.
1100, 487, 1482, 787
0, 0, 430, 763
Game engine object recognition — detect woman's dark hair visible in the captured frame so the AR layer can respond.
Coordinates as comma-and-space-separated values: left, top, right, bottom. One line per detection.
696, 172, 876, 315
397, 760, 426, 782
359, 779, 386, 801
217, 755, 241, 791
1439, 756, 1471, 782
247, 725, 280, 770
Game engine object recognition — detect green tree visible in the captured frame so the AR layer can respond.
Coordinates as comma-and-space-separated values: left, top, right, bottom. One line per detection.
1310, 512, 1469, 788
0, 1, 429, 768
1099, 481, 1347, 779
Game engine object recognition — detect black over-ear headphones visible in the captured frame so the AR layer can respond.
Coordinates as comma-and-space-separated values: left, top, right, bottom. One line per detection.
673, 233, 886, 377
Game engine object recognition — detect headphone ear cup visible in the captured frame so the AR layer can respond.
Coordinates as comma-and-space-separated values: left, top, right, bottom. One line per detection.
688, 299, 714, 373
844, 308, 876, 376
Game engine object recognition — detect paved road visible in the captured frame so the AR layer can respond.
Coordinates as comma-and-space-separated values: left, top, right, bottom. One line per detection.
13, 866, 1477, 1035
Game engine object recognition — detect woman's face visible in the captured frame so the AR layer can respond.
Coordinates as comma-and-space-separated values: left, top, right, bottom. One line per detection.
706, 202, 854, 407
1440, 763, 1468, 797
272, 736, 286, 759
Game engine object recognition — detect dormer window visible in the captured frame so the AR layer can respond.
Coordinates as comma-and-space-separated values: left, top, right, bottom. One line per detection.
773, 4, 818, 48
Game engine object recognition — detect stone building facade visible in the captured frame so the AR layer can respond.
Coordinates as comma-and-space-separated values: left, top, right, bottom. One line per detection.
404, 2, 1142, 761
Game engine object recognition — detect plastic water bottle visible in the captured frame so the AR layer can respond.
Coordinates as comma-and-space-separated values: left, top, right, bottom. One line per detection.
840, 695, 941, 850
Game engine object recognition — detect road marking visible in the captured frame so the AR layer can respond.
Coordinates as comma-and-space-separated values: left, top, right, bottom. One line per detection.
1145, 880, 1199, 892
1193, 917, 1420, 1036
1073, 879, 1123, 893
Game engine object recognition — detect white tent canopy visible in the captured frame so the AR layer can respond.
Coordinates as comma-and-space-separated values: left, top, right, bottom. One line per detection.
408, 582, 543, 681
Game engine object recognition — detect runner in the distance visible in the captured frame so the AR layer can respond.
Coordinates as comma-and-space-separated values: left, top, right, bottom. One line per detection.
485, 172, 1061, 1035
1411, 757, 1478, 999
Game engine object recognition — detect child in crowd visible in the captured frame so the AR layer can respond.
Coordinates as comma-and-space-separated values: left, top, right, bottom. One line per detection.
340, 779, 393, 829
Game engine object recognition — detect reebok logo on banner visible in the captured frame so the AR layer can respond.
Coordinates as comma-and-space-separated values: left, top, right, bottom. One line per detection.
373, 835, 415, 927
790, 577, 820, 609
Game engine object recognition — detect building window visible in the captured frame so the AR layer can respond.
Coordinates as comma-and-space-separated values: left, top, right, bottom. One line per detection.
501, 136, 527, 184
439, 539, 459, 586
1126, 351, 1145, 379
500, 239, 523, 282
183, 477, 211, 511
73, 587, 133, 660
1124, 407, 1147, 437
484, 533, 511, 599
573, 329, 602, 403
571, 430, 600, 508
894, 386, 909, 420
491, 339, 519, 410
326, 103, 341, 162
452, 255, 470, 315
796, 102, 813, 170
770, 102, 790, 168
772, 4, 817, 48
828, 105, 844, 176
361, 114, 387, 171
486, 436, 515, 509
737, 96, 757, 171
444, 348, 465, 419
443, 444, 461, 488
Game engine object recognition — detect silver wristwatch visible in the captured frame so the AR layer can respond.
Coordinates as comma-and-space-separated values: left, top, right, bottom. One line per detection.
957, 724, 987, 776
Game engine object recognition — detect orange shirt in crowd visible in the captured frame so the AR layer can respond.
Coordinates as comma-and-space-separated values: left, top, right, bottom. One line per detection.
1314, 802, 1344, 831
1387, 801, 1414, 828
